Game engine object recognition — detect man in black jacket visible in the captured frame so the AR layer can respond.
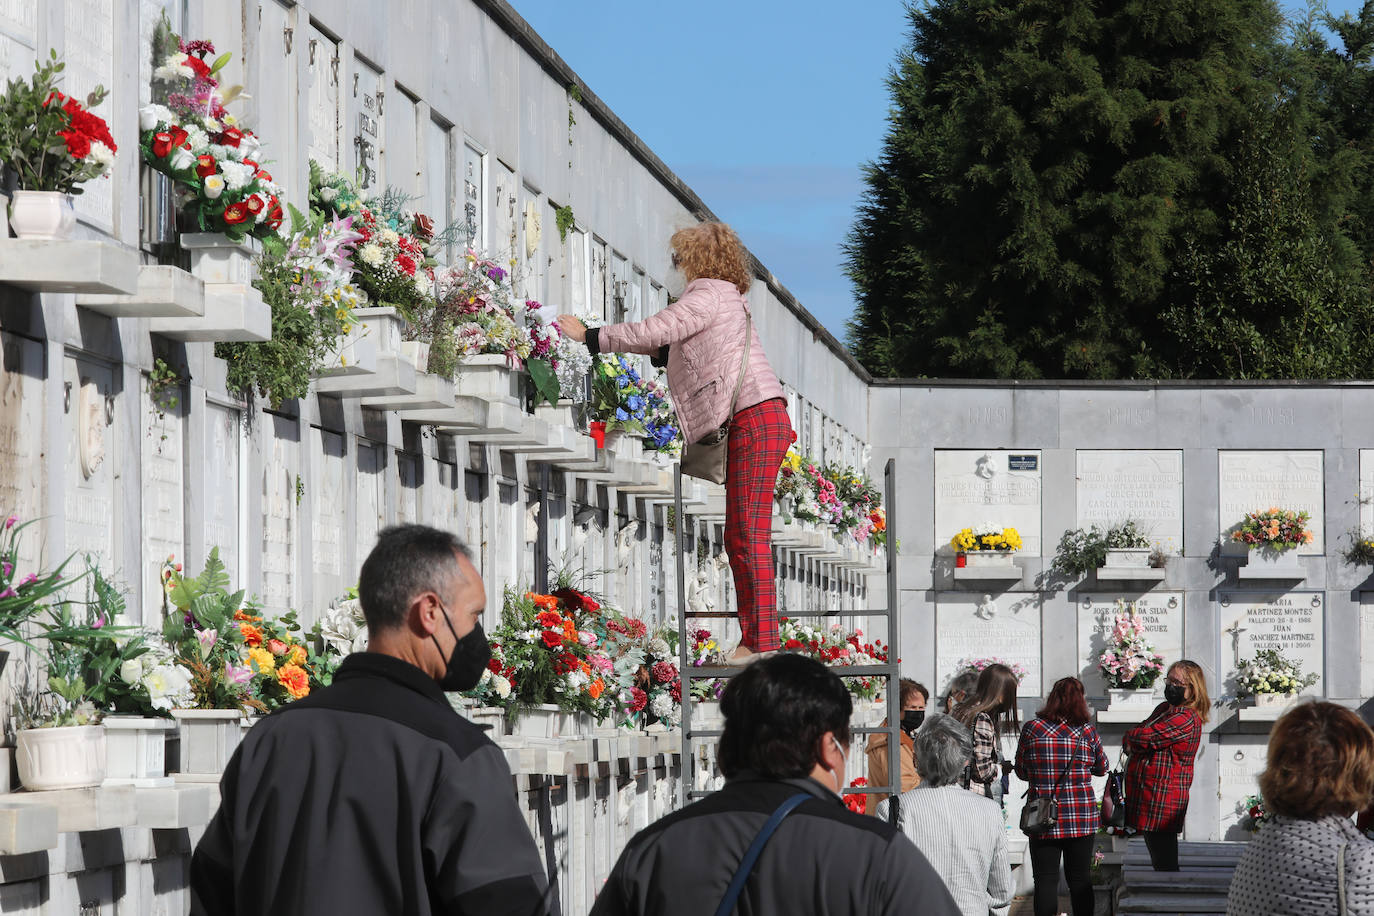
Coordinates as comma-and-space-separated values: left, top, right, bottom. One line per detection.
190, 525, 550, 915
590, 653, 961, 915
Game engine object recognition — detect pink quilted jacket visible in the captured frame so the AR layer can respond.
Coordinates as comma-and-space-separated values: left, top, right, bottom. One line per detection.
596, 278, 784, 443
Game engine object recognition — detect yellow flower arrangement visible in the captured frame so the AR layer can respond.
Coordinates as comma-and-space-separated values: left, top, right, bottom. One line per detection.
950, 526, 1023, 552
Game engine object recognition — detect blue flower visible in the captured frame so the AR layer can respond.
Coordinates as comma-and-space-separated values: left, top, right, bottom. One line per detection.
628, 369, 641, 383
615, 407, 629, 421
633, 410, 645, 420
626, 395, 644, 411
616, 375, 630, 389
617, 356, 630, 371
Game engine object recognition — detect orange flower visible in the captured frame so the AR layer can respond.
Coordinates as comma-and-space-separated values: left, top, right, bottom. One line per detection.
287, 645, 307, 666
588, 678, 605, 700
234, 609, 262, 622
525, 592, 559, 611
277, 664, 309, 699
239, 623, 263, 647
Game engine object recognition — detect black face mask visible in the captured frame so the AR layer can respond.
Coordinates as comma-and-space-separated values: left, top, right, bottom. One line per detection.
433, 606, 491, 692
901, 710, 925, 733
1164, 683, 1186, 706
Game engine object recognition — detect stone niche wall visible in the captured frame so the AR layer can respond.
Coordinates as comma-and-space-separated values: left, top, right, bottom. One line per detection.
870, 381, 1374, 839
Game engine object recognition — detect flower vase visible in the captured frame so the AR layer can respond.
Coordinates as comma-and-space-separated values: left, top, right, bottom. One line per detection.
1107, 688, 1157, 710
102, 716, 175, 787
1242, 549, 1304, 577
16, 724, 106, 791
170, 708, 243, 782
509, 704, 562, 739
8, 191, 76, 240
1253, 693, 1297, 709
964, 550, 1016, 568
453, 353, 520, 402
1103, 548, 1151, 568
180, 232, 261, 285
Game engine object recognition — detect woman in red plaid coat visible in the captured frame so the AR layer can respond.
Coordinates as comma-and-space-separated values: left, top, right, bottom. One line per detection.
1015, 677, 1109, 916
1123, 659, 1210, 872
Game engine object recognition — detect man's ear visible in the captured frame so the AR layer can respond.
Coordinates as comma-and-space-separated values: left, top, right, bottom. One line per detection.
411, 592, 442, 637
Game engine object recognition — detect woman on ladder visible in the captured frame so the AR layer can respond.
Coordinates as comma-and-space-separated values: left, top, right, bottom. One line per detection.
558, 222, 792, 663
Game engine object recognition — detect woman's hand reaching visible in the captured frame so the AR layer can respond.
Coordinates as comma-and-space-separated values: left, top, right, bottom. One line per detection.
556, 315, 587, 343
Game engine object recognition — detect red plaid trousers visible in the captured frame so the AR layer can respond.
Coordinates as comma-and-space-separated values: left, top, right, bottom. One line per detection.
724, 398, 793, 652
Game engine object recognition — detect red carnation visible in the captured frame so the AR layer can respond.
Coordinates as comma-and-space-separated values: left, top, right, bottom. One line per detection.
195, 155, 217, 178
185, 56, 212, 80
540, 631, 563, 649
627, 619, 647, 639
222, 203, 249, 225
784, 639, 802, 650
628, 688, 648, 713
264, 196, 283, 230
486, 658, 502, 674
218, 126, 243, 148
650, 661, 678, 685
60, 130, 91, 159
71, 110, 115, 150
394, 254, 417, 276
669, 681, 681, 703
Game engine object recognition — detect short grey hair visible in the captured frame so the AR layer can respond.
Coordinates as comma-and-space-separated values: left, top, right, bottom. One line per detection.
915, 714, 973, 787
358, 525, 473, 632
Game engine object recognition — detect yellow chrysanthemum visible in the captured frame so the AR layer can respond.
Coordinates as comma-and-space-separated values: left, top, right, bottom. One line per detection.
247, 647, 276, 674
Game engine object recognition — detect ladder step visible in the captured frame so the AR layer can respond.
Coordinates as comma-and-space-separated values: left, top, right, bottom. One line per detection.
684, 728, 723, 738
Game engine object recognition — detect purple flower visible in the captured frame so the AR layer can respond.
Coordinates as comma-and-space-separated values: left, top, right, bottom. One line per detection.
4, 516, 16, 529
2, 561, 11, 578
91, 615, 104, 630
0, 588, 14, 599
18, 573, 36, 587
184, 611, 204, 632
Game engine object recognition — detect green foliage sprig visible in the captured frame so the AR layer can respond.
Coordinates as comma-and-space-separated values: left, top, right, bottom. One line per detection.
1052, 520, 1153, 577
0, 50, 113, 193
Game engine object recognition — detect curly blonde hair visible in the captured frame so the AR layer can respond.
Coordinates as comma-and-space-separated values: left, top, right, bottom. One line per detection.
670, 222, 751, 294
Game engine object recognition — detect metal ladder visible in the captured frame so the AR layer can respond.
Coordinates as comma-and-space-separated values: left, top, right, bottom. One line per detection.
672, 458, 903, 808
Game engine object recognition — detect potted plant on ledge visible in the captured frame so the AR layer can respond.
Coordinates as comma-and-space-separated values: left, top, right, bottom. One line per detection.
1231, 507, 1313, 575
1098, 601, 1165, 709
1236, 648, 1318, 710
951, 524, 1023, 567
0, 51, 115, 239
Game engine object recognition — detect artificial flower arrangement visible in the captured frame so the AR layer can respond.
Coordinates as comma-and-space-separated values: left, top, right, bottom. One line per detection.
955, 656, 1029, 683
774, 450, 888, 549
306, 587, 368, 686
1098, 600, 1166, 690
1240, 793, 1272, 832
778, 616, 891, 700
0, 515, 85, 649
950, 524, 1023, 552
597, 613, 681, 728
0, 51, 115, 194
1231, 507, 1314, 552
469, 587, 617, 722
1235, 648, 1319, 698
139, 18, 283, 241
587, 355, 681, 455
637, 367, 682, 457
1341, 528, 1374, 567
687, 627, 725, 702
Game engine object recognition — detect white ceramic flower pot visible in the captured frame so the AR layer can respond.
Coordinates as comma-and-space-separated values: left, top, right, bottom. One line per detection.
171, 708, 243, 782
1107, 688, 1157, 709
17, 724, 106, 791
401, 339, 431, 372
102, 716, 174, 787
9, 190, 76, 240
1103, 548, 1151, 568
534, 399, 580, 430
964, 550, 1016, 568
181, 232, 261, 285
454, 353, 521, 401
1244, 549, 1304, 575
509, 704, 562, 739
1253, 693, 1297, 709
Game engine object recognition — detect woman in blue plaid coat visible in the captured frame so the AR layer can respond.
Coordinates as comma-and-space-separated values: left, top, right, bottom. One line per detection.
1015, 677, 1109, 916
1123, 659, 1209, 872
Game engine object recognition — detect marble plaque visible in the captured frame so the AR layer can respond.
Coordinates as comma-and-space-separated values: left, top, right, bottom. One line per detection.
569, 228, 587, 313
141, 376, 184, 617
0, 334, 45, 567
204, 404, 242, 583
397, 454, 419, 525
1076, 450, 1183, 550
936, 593, 1042, 696
0, 0, 36, 84
463, 143, 485, 249
306, 26, 341, 172
63, 357, 116, 571
1218, 451, 1323, 555
356, 442, 384, 561
260, 421, 297, 615
424, 118, 450, 235
1076, 593, 1184, 697
311, 428, 345, 600
934, 449, 1043, 554
63, 0, 115, 231
1217, 739, 1269, 840
492, 161, 517, 268
1219, 591, 1324, 696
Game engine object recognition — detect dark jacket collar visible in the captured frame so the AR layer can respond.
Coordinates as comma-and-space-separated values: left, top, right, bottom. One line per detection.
335, 652, 447, 706
726, 771, 844, 804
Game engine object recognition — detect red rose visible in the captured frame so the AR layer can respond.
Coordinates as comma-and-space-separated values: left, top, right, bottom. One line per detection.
169, 127, 189, 150
151, 131, 176, 157
413, 213, 435, 240
784, 639, 802, 650
195, 155, 217, 178
244, 195, 265, 216
222, 203, 249, 225
540, 631, 563, 649
218, 126, 243, 148
256, 169, 273, 182
241, 158, 259, 170
61, 130, 91, 159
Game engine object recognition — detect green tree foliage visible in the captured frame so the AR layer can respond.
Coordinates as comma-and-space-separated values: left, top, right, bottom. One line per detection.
846, 0, 1374, 379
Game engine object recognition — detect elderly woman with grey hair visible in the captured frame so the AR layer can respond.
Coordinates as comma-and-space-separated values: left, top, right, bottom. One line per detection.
883, 715, 1014, 916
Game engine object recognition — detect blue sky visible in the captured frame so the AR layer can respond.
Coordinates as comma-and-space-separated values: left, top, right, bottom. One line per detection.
512, 0, 1370, 345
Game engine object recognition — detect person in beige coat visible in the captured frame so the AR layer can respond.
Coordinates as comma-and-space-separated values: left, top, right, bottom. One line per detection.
559, 223, 792, 663
865, 679, 927, 815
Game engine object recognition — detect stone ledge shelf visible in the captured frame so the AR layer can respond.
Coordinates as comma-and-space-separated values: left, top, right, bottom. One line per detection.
1097, 566, 1167, 583
1096, 707, 1155, 725
315, 328, 380, 379
75, 264, 206, 318
1236, 702, 1300, 723
314, 355, 417, 398
952, 565, 1024, 584
397, 394, 490, 430
5, 785, 136, 834
135, 784, 214, 829
148, 283, 271, 342
0, 240, 140, 295
360, 372, 456, 412
0, 801, 58, 855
